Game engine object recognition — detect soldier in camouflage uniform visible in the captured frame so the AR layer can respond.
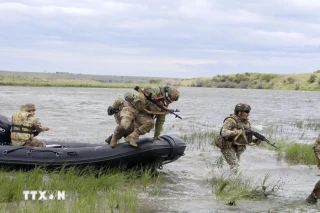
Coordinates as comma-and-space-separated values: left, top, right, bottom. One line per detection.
313, 135, 320, 170
11, 103, 49, 147
306, 180, 320, 204
219, 103, 260, 171
305, 135, 320, 204
106, 86, 179, 148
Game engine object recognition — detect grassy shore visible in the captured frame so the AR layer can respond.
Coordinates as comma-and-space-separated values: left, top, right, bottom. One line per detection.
2, 70, 320, 90
0, 165, 161, 213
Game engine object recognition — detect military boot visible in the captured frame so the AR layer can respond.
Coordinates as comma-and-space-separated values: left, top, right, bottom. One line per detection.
105, 134, 113, 144
109, 135, 118, 148
109, 128, 125, 148
124, 132, 138, 147
306, 193, 317, 204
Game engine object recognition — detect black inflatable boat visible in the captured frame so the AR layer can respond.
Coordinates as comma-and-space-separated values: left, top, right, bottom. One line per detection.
0, 114, 186, 169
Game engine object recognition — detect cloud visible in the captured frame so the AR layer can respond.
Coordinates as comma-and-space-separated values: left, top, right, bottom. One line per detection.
0, 0, 319, 77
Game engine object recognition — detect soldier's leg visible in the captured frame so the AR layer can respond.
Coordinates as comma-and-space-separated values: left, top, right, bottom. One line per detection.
109, 106, 135, 148
25, 138, 46, 147
11, 140, 26, 146
235, 145, 246, 162
105, 111, 134, 144
306, 180, 320, 204
125, 113, 154, 147
313, 145, 320, 170
221, 147, 238, 169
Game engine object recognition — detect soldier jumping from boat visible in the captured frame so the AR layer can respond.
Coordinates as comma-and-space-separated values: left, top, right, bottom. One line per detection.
106, 86, 180, 148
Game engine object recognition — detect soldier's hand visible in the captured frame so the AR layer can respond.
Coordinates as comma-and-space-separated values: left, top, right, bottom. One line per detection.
167, 109, 175, 113
253, 138, 261, 145
233, 129, 243, 135
44, 127, 50, 131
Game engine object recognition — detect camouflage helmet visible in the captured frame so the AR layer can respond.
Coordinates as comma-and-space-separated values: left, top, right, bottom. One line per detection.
164, 86, 179, 103
234, 103, 251, 114
20, 103, 36, 112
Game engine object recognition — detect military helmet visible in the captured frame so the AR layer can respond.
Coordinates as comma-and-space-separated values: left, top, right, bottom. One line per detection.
234, 103, 251, 114
20, 103, 36, 112
164, 86, 179, 103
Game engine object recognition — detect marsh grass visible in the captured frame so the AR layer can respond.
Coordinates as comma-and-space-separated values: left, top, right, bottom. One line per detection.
180, 130, 219, 149
0, 165, 161, 213
180, 126, 317, 166
212, 173, 271, 205
273, 140, 317, 165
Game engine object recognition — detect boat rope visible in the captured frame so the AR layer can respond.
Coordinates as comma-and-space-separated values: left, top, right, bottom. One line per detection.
3, 147, 61, 157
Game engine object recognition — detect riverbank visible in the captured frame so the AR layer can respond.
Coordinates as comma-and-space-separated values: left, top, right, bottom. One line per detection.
1, 70, 320, 90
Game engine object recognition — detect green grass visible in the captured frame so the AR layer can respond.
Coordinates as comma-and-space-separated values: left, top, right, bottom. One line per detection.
274, 140, 317, 165
212, 173, 272, 205
179, 128, 317, 166
179, 72, 320, 91
2, 70, 320, 90
180, 130, 219, 148
0, 165, 162, 213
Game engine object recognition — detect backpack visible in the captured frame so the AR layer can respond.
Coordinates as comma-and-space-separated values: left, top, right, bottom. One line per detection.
0, 114, 12, 145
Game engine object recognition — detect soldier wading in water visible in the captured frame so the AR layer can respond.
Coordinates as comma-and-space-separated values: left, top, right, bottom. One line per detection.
306, 135, 320, 204
215, 103, 261, 173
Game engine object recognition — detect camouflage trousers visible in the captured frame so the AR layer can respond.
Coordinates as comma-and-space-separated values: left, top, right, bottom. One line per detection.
12, 138, 46, 147
110, 104, 154, 147
306, 180, 320, 204
313, 136, 320, 169
221, 144, 246, 169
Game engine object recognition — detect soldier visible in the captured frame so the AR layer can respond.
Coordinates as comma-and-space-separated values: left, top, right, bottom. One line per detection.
11, 103, 49, 147
218, 103, 261, 171
306, 180, 320, 204
106, 86, 179, 148
313, 135, 320, 170
105, 98, 134, 145
305, 135, 320, 204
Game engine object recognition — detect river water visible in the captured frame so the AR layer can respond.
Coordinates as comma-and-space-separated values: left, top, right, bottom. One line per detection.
1, 86, 320, 212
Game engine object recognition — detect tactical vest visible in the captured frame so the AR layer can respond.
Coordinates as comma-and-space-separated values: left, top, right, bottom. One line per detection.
127, 88, 168, 116
11, 111, 35, 141
222, 114, 251, 145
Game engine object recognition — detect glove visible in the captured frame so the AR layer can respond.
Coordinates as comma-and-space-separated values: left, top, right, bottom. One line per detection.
253, 138, 262, 145
153, 136, 164, 141
107, 106, 119, 115
233, 129, 243, 136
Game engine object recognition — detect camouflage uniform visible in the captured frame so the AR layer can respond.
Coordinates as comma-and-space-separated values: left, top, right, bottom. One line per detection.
306, 180, 320, 204
306, 135, 320, 204
108, 86, 179, 148
11, 104, 48, 147
220, 114, 251, 169
313, 135, 320, 169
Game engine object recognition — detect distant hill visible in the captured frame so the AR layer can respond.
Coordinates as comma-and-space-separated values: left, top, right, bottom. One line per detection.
0, 70, 173, 83
1, 70, 320, 90
180, 72, 320, 91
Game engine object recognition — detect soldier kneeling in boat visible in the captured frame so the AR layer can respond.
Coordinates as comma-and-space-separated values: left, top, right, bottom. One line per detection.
11, 103, 49, 147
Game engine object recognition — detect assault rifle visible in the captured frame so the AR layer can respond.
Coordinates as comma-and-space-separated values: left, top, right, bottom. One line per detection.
134, 86, 182, 119
244, 127, 277, 148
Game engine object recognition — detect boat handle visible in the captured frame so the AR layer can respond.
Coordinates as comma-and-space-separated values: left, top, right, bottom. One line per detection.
67, 152, 78, 156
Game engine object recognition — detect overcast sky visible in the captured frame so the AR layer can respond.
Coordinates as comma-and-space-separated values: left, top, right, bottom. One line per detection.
1, 0, 319, 78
